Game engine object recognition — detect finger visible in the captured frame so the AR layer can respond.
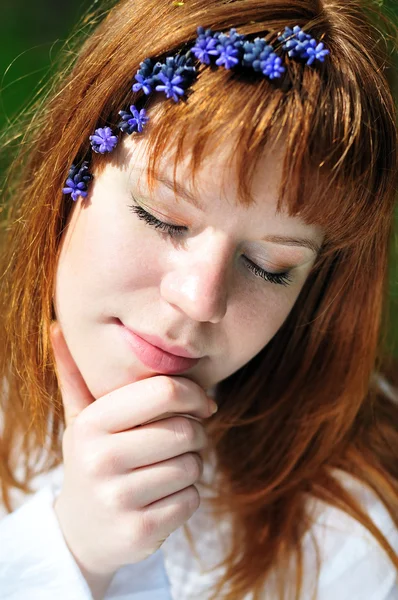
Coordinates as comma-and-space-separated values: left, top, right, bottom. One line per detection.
92, 375, 215, 433
141, 485, 200, 542
99, 416, 208, 472
123, 453, 203, 508
139, 412, 203, 426
50, 321, 95, 427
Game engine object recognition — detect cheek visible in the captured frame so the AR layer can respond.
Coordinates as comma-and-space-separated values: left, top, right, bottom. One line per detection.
231, 283, 300, 363
56, 201, 164, 307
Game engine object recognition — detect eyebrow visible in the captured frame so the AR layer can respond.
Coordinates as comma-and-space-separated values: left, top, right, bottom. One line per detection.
154, 173, 203, 210
148, 173, 321, 255
258, 235, 321, 254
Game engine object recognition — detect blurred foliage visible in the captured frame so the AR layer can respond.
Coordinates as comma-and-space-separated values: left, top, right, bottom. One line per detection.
0, 0, 87, 129
0, 0, 397, 356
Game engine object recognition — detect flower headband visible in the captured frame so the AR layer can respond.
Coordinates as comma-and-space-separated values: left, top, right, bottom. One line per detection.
62, 25, 329, 202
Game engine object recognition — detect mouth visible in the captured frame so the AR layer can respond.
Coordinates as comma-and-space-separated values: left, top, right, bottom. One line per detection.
116, 320, 202, 374
130, 329, 202, 359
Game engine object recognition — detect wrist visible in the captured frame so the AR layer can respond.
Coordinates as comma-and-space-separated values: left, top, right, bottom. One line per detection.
53, 495, 116, 599
75, 562, 116, 600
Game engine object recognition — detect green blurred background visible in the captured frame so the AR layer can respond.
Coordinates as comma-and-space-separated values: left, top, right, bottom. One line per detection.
0, 0, 397, 357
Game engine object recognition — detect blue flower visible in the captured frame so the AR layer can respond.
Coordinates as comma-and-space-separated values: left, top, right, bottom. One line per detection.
277, 26, 306, 44
305, 40, 329, 65
89, 127, 118, 154
191, 26, 220, 64
132, 58, 158, 95
278, 25, 329, 66
262, 53, 286, 79
62, 162, 93, 202
215, 28, 246, 69
242, 38, 274, 72
118, 105, 149, 134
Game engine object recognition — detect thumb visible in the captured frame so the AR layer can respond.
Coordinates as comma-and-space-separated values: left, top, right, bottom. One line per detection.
50, 321, 95, 427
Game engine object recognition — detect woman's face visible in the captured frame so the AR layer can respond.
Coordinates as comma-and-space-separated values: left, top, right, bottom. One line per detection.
54, 127, 324, 399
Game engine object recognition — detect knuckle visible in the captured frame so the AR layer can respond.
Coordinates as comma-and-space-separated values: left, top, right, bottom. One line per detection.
159, 376, 180, 404
80, 446, 103, 477
79, 439, 115, 478
73, 413, 93, 439
185, 485, 201, 513
173, 416, 196, 445
100, 479, 129, 511
181, 453, 202, 481
139, 509, 158, 540
93, 445, 121, 475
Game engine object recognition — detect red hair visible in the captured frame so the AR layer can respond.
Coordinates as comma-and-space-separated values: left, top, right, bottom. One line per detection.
0, 0, 397, 598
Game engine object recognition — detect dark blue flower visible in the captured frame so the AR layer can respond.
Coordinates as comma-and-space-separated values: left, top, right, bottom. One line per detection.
89, 127, 118, 154
132, 58, 158, 95
277, 26, 302, 44
172, 52, 197, 81
279, 25, 312, 58
242, 38, 274, 72
62, 161, 93, 202
215, 28, 246, 69
191, 26, 220, 64
118, 105, 149, 134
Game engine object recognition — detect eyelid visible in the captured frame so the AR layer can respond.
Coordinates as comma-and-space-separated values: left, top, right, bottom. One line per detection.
130, 193, 295, 282
133, 194, 190, 227
249, 254, 298, 273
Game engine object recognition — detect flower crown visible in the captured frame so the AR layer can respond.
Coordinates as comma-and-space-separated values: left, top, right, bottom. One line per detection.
63, 25, 329, 202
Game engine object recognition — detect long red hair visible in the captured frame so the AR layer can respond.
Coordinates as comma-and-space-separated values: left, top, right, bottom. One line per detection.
0, 0, 397, 598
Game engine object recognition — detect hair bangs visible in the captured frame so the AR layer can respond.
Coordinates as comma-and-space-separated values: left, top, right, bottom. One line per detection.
132, 36, 396, 261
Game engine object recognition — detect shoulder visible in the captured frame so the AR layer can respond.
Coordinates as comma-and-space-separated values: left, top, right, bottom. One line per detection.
301, 470, 398, 599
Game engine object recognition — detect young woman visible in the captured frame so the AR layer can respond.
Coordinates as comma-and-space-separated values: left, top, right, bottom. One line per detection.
0, 0, 397, 598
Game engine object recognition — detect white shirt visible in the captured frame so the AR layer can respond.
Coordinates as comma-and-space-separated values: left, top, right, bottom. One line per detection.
0, 454, 397, 600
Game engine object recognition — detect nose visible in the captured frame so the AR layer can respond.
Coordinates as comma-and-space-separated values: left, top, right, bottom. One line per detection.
160, 234, 234, 323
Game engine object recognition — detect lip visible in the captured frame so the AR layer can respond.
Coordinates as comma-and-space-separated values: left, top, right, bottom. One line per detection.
132, 330, 202, 359
117, 322, 201, 374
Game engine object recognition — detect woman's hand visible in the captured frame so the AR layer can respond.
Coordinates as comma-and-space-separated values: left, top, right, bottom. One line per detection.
50, 322, 217, 596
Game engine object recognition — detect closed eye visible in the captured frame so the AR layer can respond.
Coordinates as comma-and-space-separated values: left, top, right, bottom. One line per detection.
128, 199, 293, 287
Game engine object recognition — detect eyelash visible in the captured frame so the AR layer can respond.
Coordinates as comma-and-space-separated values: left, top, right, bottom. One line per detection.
128, 201, 293, 287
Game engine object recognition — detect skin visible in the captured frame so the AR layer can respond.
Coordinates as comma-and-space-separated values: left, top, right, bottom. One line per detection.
51, 118, 325, 597
53, 116, 324, 400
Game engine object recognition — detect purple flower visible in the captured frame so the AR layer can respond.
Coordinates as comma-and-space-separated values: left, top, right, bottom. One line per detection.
154, 54, 196, 102
62, 162, 93, 202
155, 72, 185, 102
215, 28, 246, 69
191, 26, 220, 64
215, 44, 240, 69
89, 127, 118, 154
133, 72, 153, 95
118, 105, 149, 134
132, 58, 157, 95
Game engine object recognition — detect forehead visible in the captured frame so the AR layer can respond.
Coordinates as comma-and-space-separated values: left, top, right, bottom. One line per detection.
117, 132, 324, 252
121, 127, 287, 211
